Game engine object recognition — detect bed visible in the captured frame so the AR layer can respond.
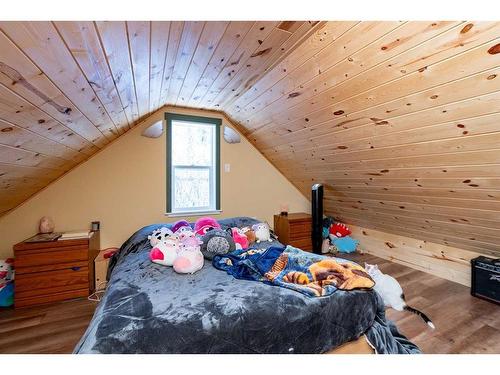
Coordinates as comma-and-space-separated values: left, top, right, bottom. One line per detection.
74, 217, 420, 354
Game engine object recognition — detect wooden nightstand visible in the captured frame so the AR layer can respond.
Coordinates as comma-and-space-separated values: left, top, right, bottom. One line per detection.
13, 231, 100, 308
274, 213, 312, 251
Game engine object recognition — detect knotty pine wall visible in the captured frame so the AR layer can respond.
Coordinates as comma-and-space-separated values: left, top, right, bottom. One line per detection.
351, 225, 488, 286
235, 22, 500, 258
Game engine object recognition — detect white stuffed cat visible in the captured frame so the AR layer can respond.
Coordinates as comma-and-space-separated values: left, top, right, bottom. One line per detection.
252, 222, 272, 243
365, 263, 435, 329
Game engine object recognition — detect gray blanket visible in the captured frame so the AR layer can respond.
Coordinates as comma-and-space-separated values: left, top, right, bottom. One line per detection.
74, 217, 420, 354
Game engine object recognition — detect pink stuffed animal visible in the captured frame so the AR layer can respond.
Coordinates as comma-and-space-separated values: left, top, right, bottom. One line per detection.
194, 217, 221, 236
149, 236, 180, 266
173, 230, 204, 274
231, 227, 249, 250
173, 245, 204, 274
0, 258, 14, 289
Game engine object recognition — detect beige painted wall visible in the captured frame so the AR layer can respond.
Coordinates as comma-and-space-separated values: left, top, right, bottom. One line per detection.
0, 106, 310, 258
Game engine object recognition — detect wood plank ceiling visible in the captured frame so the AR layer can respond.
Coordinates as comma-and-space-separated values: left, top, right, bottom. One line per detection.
0, 20, 320, 215
0, 21, 499, 256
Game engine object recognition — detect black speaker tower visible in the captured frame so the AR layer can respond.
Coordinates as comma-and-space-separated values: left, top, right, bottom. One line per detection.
311, 184, 323, 254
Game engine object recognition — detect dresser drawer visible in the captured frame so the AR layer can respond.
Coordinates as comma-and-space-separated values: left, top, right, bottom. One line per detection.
15, 260, 88, 275
15, 266, 89, 293
289, 228, 311, 240
289, 230, 311, 241
15, 245, 89, 270
289, 219, 311, 232
289, 220, 311, 229
15, 289, 89, 308
15, 282, 89, 299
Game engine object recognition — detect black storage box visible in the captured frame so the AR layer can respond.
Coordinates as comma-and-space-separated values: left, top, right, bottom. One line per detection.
471, 256, 500, 305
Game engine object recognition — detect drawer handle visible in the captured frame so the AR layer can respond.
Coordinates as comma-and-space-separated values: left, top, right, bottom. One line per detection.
71, 266, 81, 271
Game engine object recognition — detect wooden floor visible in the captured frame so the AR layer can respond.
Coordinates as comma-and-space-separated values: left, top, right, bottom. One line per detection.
0, 253, 499, 354
344, 253, 500, 354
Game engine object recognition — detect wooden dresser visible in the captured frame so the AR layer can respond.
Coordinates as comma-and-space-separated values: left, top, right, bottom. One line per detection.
273, 213, 312, 251
13, 231, 100, 308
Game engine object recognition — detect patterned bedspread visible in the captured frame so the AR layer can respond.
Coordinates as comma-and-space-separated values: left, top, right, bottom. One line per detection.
74, 217, 420, 354
214, 245, 374, 297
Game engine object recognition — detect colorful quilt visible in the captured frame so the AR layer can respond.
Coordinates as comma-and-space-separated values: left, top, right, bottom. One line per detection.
213, 245, 374, 297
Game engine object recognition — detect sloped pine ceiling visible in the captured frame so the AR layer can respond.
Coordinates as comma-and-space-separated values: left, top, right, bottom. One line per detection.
0, 21, 499, 256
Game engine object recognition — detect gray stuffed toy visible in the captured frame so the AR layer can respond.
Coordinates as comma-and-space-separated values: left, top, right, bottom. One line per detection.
201, 228, 235, 260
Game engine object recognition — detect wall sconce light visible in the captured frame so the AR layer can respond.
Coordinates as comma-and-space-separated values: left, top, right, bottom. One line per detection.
141, 121, 164, 138
223, 126, 241, 144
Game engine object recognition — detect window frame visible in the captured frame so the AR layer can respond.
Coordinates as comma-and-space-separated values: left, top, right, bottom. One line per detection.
165, 112, 221, 215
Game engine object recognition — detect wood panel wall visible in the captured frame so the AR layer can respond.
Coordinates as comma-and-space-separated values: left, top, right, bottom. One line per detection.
0, 21, 499, 259
351, 224, 486, 286
235, 21, 500, 257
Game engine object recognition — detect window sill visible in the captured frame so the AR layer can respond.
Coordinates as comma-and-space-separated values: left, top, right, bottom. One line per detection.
165, 210, 222, 218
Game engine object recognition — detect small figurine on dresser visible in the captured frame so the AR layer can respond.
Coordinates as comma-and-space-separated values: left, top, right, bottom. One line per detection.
24, 217, 61, 243
39, 216, 55, 234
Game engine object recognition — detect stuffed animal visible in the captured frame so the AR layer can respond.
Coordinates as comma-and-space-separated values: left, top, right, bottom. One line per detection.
172, 220, 191, 234
332, 236, 358, 253
0, 258, 14, 307
252, 222, 272, 243
323, 216, 336, 230
173, 229, 204, 274
148, 227, 174, 247
173, 245, 204, 274
0, 282, 14, 307
321, 238, 331, 254
0, 258, 14, 282
231, 227, 249, 250
201, 228, 235, 260
194, 217, 221, 236
329, 222, 351, 239
241, 227, 256, 245
179, 230, 203, 247
149, 236, 180, 266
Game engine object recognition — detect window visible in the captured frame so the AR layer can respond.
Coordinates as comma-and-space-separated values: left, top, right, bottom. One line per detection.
166, 113, 221, 215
